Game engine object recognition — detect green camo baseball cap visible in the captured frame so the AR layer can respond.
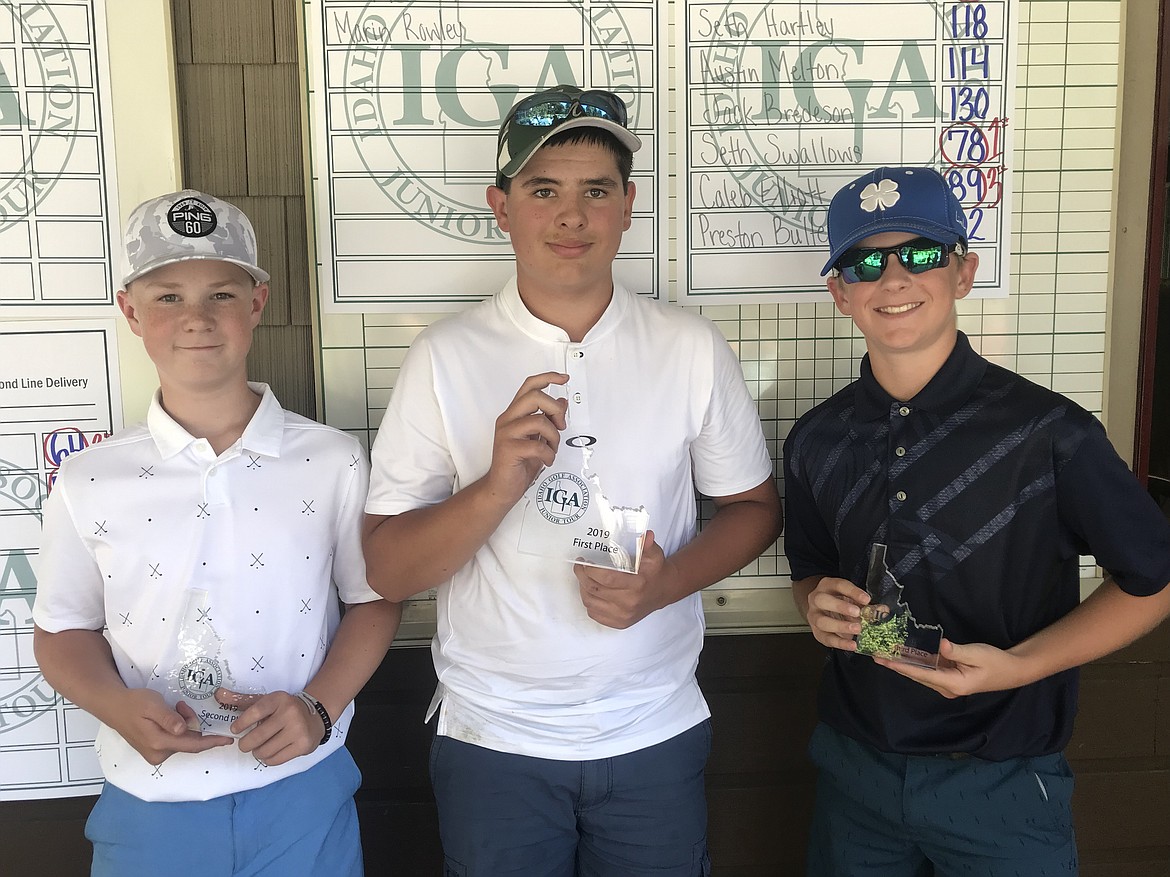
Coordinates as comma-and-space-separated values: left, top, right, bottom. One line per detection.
120, 189, 270, 288
496, 85, 642, 179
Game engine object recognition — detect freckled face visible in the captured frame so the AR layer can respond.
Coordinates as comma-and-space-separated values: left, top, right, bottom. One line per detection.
487, 140, 635, 304
117, 260, 267, 396
827, 231, 978, 366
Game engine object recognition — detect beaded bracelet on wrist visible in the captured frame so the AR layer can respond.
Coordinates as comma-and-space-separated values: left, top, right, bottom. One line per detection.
297, 691, 333, 745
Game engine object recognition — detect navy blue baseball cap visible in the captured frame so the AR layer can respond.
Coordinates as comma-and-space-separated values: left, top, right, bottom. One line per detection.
821, 167, 968, 275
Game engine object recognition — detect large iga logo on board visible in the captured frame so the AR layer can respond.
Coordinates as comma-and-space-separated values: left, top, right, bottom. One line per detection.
332, 1, 643, 245
535, 472, 589, 525
0, 460, 56, 736
0, 3, 82, 231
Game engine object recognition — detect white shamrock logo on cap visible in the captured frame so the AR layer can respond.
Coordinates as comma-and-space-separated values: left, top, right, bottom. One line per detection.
860, 179, 900, 212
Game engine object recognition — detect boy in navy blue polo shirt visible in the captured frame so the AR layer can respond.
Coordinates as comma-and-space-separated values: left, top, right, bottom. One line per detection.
784, 165, 1170, 874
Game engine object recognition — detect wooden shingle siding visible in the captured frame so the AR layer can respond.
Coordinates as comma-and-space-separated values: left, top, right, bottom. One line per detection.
286, 196, 313, 327
273, 0, 300, 64
231, 195, 290, 324
248, 324, 316, 417
243, 64, 304, 196
172, 0, 193, 64
178, 0, 314, 418
188, 0, 275, 65
177, 64, 248, 196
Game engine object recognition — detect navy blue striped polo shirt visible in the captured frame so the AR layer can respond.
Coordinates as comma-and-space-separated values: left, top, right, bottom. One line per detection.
783, 332, 1170, 759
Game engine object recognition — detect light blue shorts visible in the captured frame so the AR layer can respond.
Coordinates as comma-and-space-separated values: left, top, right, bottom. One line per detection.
86, 747, 364, 877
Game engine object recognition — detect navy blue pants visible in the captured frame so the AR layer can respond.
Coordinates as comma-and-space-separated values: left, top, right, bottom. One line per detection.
806, 723, 1078, 876
86, 748, 363, 877
429, 720, 713, 876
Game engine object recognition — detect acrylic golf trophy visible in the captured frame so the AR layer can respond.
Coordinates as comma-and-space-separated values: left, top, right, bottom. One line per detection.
166, 589, 253, 736
518, 419, 648, 574
854, 543, 943, 669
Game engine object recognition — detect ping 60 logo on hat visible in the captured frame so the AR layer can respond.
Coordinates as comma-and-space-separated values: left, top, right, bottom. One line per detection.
120, 189, 271, 288
167, 194, 217, 238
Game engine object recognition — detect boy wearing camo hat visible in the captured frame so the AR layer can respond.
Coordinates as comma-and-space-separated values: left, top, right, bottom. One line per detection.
363, 85, 782, 874
33, 190, 400, 876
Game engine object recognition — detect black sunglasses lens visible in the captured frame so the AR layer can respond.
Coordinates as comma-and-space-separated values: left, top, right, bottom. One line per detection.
902, 242, 946, 273
839, 251, 885, 283
578, 90, 627, 125
512, 99, 574, 127
508, 90, 626, 128
837, 239, 950, 283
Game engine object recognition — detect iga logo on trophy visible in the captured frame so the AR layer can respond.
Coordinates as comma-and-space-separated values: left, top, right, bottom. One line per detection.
535, 472, 590, 525
177, 656, 223, 700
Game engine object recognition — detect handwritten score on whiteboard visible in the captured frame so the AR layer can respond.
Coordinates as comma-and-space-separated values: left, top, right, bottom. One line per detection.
678, 0, 1016, 303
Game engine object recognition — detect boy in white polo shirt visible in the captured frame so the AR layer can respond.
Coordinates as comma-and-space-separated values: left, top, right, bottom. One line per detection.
33, 190, 401, 877
363, 85, 783, 875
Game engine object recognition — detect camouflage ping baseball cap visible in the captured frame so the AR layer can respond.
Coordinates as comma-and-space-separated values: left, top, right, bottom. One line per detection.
497, 85, 641, 179
120, 189, 270, 288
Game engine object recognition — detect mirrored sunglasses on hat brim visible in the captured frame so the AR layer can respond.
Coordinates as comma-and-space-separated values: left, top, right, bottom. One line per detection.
507, 89, 628, 129
833, 237, 964, 284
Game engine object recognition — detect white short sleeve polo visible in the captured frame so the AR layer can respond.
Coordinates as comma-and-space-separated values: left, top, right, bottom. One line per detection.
34, 384, 381, 801
367, 279, 773, 760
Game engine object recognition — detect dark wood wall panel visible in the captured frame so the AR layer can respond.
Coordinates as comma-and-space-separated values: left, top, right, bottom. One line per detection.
1158, 676, 1170, 758
701, 635, 820, 874
0, 797, 93, 875
1074, 769, 1170, 852
1068, 672, 1159, 759
1083, 861, 1170, 877
3, 626, 1168, 874
1098, 617, 1170, 663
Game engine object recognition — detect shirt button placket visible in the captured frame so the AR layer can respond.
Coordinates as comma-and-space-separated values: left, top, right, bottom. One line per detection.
892, 404, 911, 506
196, 440, 226, 505
565, 344, 591, 428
